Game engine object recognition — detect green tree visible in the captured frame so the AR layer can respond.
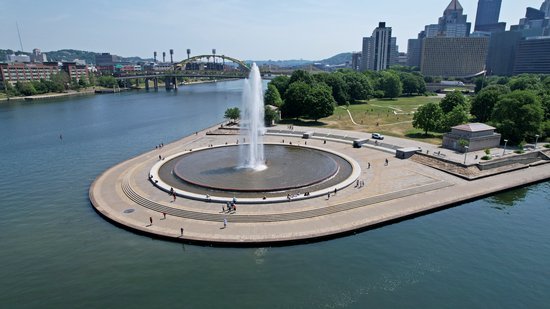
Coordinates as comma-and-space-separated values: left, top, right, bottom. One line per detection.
70, 77, 81, 91
224, 107, 241, 123
474, 76, 488, 93
264, 83, 283, 107
264, 106, 280, 126
78, 77, 88, 88
31, 81, 48, 94
289, 70, 314, 85
508, 75, 542, 92
97, 75, 117, 88
415, 74, 427, 94
281, 81, 310, 119
379, 71, 402, 99
50, 72, 69, 92
491, 91, 544, 144
269, 76, 290, 100
470, 84, 510, 122
16, 82, 37, 96
442, 105, 470, 131
88, 74, 96, 86
342, 72, 372, 103
4, 82, 19, 96
304, 83, 336, 121
315, 72, 349, 105
413, 102, 444, 135
440, 90, 467, 114
400, 73, 421, 96
542, 94, 550, 120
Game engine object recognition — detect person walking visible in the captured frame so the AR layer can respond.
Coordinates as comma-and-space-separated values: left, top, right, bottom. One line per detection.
173, 193, 176, 202
223, 218, 227, 228
149, 217, 152, 226
163, 212, 166, 219
180, 227, 184, 236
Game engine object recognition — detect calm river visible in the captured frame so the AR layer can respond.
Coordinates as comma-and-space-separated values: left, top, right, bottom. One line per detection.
0, 80, 549, 308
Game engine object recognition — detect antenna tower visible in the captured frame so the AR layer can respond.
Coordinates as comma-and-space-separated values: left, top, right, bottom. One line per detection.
16, 21, 24, 52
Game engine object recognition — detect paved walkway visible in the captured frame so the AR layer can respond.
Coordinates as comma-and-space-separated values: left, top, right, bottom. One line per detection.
89, 124, 550, 245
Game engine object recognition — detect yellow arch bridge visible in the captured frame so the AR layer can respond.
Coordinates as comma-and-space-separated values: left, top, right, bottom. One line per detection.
114, 54, 258, 90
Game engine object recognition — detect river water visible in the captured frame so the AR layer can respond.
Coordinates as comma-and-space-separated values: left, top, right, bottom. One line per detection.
0, 80, 549, 308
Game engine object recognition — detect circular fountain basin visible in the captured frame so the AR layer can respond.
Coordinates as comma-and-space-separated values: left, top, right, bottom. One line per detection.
173, 144, 339, 192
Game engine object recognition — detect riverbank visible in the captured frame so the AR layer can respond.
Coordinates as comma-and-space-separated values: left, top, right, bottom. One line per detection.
0, 89, 96, 102
90, 124, 550, 246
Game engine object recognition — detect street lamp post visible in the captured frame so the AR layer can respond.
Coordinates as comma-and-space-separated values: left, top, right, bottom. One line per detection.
535, 134, 540, 149
463, 146, 469, 165
503, 139, 508, 156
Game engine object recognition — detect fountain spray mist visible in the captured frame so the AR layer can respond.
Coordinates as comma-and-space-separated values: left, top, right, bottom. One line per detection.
239, 63, 266, 171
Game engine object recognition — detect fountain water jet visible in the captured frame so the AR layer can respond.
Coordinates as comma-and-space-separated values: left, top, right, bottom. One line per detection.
239, 63, 266, 171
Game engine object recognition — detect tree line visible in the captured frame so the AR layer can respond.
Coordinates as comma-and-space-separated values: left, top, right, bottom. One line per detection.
264, 68, 427, 122
2, 74, 126, 97
413, 74, 550, 145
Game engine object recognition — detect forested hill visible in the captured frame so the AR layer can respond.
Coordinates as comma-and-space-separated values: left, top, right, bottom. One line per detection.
1, 48, 351, 66
0, 49, 151, 64
248, 52, 352, 68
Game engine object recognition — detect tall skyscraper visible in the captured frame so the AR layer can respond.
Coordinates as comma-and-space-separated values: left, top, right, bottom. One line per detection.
438, 0, 471, 37
541, 0, 550, 17
510, 5, 550, 37
360, 22, 398, 71
474, 0, 506, 32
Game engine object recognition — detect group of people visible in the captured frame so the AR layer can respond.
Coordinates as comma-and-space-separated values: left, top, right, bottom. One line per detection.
223, 201, 237, 213
286, 192, 311, 201
155, 142, 164, 150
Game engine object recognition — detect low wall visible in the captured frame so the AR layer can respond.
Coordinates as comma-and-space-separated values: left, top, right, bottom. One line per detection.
478, 151, 549, 171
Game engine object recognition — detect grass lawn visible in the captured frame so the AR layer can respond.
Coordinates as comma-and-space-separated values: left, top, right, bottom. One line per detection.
0, 93, 6, 99
320, 96, 444, 144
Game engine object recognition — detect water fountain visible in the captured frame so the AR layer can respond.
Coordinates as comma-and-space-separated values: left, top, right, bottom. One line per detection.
239, 63, 266, 171
154, 64, 357, 200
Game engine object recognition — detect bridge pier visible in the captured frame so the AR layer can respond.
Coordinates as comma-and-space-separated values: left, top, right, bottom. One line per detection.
164, 76, 178, 91
145, 78, 150, 91
153, 78, 159, 91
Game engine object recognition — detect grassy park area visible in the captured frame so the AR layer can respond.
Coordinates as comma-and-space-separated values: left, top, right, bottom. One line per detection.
321, 96, 444, 144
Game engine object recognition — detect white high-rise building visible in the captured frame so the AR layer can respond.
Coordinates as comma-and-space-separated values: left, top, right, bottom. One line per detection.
360, 22, 398, 71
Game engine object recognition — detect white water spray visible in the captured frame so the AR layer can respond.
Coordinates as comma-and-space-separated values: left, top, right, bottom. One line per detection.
239, 63, 266, 171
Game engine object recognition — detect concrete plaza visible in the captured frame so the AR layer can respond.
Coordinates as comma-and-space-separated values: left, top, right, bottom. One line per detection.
89, 124, 550, 245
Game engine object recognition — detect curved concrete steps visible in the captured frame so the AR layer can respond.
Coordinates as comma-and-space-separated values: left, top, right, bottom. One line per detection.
121, 175, 451, 223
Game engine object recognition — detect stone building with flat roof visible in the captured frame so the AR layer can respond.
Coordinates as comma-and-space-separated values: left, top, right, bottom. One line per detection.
443, 123, 501, 152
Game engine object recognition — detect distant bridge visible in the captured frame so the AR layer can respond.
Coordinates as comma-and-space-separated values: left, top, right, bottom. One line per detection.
111, 53, 254, 90
111, 53, 293, 90
175, 54, 250, 72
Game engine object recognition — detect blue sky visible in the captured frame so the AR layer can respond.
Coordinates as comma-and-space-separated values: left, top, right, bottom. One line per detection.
0, 0, 543, 60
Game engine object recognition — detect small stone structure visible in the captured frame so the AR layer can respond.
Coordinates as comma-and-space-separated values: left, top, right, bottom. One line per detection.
396, 147, 421, 159
443, 123, 501, 153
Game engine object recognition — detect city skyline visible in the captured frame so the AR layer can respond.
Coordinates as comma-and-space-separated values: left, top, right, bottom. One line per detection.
0, 0, 544, 60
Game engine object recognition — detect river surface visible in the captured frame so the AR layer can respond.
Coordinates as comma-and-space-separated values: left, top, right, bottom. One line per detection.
0, 80, 549, 308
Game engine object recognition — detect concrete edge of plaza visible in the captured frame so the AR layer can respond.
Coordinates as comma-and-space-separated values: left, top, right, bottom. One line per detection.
148, 142, 362, 204
89, 124, 550, 246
